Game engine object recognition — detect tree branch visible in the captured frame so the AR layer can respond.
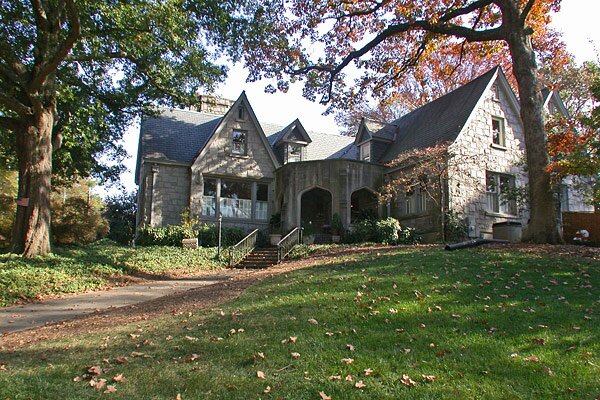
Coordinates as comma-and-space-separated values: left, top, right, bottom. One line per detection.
66, 51, 129, 62
29, 0, 81, 93
520, 0, 536, 24
439, 0, 495, 23
0, 92, 32, 118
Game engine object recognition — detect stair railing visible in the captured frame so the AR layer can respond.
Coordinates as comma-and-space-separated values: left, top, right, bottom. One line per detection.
277, 227, 303, 263
229, 229, 259, 267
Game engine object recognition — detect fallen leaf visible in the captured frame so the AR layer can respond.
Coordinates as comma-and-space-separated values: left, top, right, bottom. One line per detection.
289, 336, 298, 343
175, 394, 182, 400
523, 355, 540, 363
341, 358, 354, 364
329, 375, 342, 380
363, 368, 373, 376
184, 336, 198, 342
88, 366, 103, 376
256, 371, 266, 379
264, 386, 271, 393
128, 334, 140, 339
103, 385, 117, 394
319, 391, 332, 400
580, 352, 593, 358
130, 352, 144, 357
542, 366, 554, 376
346, 344, 355, 352
345, 375, 353, 382
510, 353, 519, 358
257, 352, 265, 359
72, 376, 81, 382
355, 381, 366, 389
291, 352, 301, 359
308, 319, 318, 325
112, 374, 126, 383
91, 378, 107, 390
531, 338, 545, 345
325, 332, 334, 337
422, 375, 436, 382
184, 354, 200, 362
165, 335, 173, 341
401, 374, 417, 387
115, 357, 128, 364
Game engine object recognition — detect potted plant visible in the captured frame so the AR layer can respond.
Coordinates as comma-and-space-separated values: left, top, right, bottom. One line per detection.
302, 221, 315, 244
180, 208, 199, 249
269, 213, 282, 245
331, 213, 343, 243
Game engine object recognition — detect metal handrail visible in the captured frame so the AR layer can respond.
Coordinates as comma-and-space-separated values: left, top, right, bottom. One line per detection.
277, 227, 303, 263
228, 229, 259, 267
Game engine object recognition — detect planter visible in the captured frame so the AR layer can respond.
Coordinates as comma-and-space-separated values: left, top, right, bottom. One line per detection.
181, 238, 199, 249
269, 233, 282, 246
331, 235, 341, 243
303, 235, 315, 245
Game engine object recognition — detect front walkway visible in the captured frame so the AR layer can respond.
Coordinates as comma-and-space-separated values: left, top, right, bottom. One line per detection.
0, 273, 236, 334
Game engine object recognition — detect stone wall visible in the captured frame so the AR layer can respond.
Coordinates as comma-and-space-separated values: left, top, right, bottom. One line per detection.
276, 159, 385, 231
448, 81, 529, 239
138, 161, 191, 227
195, 95, 235, 116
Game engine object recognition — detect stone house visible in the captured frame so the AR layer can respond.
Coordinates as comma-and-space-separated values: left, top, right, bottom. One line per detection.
135, 67, 589, 242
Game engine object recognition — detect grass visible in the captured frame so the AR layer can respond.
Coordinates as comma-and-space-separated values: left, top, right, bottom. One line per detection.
0, 240, 225, 307
0, 246, 598, 399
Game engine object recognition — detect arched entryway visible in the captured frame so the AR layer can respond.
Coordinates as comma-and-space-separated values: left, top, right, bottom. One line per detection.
300, 187, 332, 233
351, 188, 378, 222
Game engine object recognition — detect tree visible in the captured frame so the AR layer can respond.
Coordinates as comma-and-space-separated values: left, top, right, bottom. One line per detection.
546, 65, 600, 209
246, 0, 570, 243
0, 0, 256, 256
104, 191, 137, 245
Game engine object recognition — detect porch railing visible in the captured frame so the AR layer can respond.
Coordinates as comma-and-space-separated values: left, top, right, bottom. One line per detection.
277, 227, 303, 263
228, 229, 259, 267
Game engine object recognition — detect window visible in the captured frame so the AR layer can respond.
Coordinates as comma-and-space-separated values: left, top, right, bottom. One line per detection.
237, 106, 245, 120
220, 180, 251, 219
202, 179, 217, 217
401, 186, 427, 216
232, 130, 247, 155
492, 117, 505, 146
287, 144, 302, 163
491, 84, 500, 101
486, 171, 516, 214
360, 143, 371, 161
256, 184, 269, 220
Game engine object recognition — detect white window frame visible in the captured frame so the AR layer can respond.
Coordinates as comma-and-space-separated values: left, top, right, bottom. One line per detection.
287, 143, 303, 163
486, 171, 516, 215
360, 143, 371, 162
491, 117, 505, 147
232, 130, 247, 155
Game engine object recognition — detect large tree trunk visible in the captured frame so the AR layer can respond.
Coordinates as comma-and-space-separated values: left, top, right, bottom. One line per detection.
11, 108, 54, 257
506, 28, 562, 244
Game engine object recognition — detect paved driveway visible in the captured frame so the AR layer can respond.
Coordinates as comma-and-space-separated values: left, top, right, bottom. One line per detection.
0, 274, 234, 334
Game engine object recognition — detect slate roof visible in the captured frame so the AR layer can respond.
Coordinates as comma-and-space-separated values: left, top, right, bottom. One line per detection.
139, 108, 222, 164
378, 67, 499, 162
138, 107, 358, 171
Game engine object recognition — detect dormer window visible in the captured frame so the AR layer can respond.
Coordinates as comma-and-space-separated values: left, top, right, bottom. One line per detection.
287, 144, 303, 163
232, 130, 247, 155
237, 106, 245, 120
360, 143, 371, 161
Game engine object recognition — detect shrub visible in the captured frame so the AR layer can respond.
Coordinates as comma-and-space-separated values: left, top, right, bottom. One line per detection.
374, 217, 401, 244
347, 217, 417, 245
398, 226, 421, 244
444, 211, 468, 242
52, 197, 109, 245
136, 225, 189, 246
138, 223, 247, 247
104, 192, 137, 245
198, 224, 246, 247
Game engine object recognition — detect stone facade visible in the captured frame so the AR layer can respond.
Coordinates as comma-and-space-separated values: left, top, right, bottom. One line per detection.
275, 160, 385, 231
137, 162, 190, 227
447, 82, 528, 239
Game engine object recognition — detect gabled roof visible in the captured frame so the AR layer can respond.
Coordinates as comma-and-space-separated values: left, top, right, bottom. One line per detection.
136, 108, 221, 183
542, 88, 570, 118
267, 118, 312, 146
191, 91, 280, 169
378, 66, 500, 162
355, 118, 395, 145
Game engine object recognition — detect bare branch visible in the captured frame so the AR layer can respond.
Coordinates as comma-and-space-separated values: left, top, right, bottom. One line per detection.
439, 0, 495, 23
520, 0, 536, 24
66, 51, 129, 63
29, 0, 81, 93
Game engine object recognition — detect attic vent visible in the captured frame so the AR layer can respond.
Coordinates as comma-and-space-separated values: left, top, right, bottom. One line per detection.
196, 95, 235, 116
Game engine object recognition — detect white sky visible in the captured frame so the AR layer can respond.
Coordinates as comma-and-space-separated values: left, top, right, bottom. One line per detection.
107, 0, 600, 195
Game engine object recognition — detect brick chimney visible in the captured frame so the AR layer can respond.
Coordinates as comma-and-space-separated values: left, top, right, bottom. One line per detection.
195, 94, 235, 116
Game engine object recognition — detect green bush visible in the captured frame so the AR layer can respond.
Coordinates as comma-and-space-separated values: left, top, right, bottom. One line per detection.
104, 192, 137, 245
347, 217, 418, 245
52, 197, 109, 245
138, 223, 247, 247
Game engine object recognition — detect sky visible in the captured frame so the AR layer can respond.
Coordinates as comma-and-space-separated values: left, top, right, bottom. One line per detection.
107, 0, 600, 196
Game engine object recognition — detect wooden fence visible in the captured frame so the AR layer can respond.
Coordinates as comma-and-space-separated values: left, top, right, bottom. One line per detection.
562, 212, 600, 243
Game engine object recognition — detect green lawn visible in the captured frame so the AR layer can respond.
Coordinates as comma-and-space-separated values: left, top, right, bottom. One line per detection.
0, 240, 225, 307
0, 246, 598, 399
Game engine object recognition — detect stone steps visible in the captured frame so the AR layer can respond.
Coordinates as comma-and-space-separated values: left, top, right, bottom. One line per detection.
234, 247, 279, 269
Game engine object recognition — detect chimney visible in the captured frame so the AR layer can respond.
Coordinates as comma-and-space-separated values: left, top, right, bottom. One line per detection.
195, 94, 235, 116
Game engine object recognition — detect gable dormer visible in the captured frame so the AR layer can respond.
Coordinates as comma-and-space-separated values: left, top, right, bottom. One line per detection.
355, 117, 395, 163
542, 89, 569, 118
272, 119, 312, 164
